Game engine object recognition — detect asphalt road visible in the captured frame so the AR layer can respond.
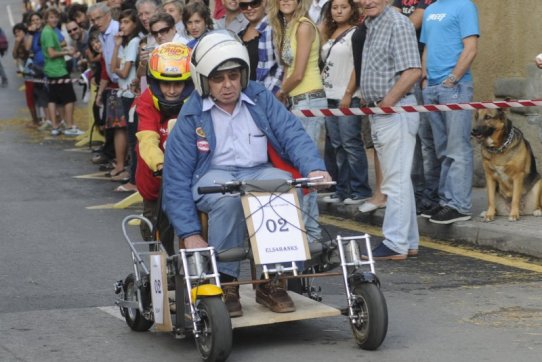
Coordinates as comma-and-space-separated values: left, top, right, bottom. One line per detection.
1, 2, 541, 361
1, 103, 542, 362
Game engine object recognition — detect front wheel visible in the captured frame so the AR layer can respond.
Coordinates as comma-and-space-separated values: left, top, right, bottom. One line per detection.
123, 273, 154, 332
195, 296, 232, 362
349, 282, 388, 350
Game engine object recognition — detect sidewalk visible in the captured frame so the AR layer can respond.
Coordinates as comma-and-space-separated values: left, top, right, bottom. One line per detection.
317, 150, 542, 259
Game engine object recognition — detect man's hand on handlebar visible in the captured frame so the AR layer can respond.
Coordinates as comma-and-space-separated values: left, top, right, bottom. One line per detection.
183, 234, 208, 249
307, 170, 333, 189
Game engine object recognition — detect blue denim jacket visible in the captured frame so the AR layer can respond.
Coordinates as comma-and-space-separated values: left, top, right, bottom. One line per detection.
163, 81, 325, 239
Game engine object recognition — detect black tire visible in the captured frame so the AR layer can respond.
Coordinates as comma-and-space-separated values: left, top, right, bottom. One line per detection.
123, 273, 154, 332
195, 297, 232, 362
349, 282, 388, 350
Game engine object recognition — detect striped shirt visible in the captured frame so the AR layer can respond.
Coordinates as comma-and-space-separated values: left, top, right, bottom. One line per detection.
360, 6, 420, 103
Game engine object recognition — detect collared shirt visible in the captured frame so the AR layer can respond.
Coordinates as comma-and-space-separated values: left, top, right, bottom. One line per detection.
216, 12, 249, 34
308, 0, 329, 24
99, 19, 120, 83
69, 29, 89, 56
203, 93, 268, 168
360, 6, 420, 103
254, 16, 283, 94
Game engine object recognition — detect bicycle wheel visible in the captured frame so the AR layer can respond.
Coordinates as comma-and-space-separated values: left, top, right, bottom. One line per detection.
195, 296, 232, 362
123, 273, 154, 332
349, 282, 388, 350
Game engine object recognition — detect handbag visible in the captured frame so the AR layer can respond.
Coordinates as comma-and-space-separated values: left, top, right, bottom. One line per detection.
105, 90, 127, 129
0, 27, 9, 56
320, 26, 356, 72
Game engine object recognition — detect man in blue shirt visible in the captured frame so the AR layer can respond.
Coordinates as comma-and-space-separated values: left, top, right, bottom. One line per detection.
163, 31, 331, 317
420, 0, 479, 224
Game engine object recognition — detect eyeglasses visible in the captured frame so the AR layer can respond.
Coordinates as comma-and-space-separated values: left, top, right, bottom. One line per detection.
209, 69, 241, 83
150, 26, 172, 37
67, 27, 79, 33
89, 14, 104, 23
239, 0, 263, 11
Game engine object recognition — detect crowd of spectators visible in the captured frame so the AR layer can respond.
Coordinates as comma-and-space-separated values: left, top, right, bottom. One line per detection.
3, 0, 489, 259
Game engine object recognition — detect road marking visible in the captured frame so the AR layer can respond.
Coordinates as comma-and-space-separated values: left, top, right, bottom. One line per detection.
98, 306, 124, 321
320, 215, 542, 274
7, 5, 15, 27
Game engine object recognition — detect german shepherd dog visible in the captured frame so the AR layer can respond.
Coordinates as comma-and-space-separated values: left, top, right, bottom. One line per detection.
471, 108, 542, 221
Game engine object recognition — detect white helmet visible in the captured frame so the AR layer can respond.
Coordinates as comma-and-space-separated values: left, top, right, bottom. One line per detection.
190, 30, 250, 97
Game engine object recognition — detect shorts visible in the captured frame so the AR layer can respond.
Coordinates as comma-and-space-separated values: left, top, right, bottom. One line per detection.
47, 76, 76, 105
33, 83, 49, 108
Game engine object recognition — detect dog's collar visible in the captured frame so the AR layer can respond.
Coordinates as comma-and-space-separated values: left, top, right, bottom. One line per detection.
486, 127, 521, 154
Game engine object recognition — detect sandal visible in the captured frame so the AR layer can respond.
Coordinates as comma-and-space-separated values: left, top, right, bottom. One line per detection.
111, 170, 130, 182
114, 184, 137, 192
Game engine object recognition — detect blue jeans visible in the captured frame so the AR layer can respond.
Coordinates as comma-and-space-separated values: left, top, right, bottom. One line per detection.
193, 165, 292, 278
325, 98, 371, 199
422, 81, 473, 214
290, 96, 326, 242
370, 95, 419, 253
413, 83, 440, 207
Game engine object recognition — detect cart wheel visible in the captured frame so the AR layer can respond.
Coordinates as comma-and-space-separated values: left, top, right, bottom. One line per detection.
349, 282, 388, 350
195, 296, 232, 362
123, 273, 154, 332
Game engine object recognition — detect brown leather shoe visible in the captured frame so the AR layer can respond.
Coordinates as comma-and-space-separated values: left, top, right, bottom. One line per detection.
255, 281, 296, 313
222, 285, 243, 317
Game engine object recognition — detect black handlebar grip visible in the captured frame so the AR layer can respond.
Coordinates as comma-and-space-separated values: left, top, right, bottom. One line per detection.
197, 185, 227, 194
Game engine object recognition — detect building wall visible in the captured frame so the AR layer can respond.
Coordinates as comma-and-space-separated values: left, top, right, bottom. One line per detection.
472, 0, 542, 100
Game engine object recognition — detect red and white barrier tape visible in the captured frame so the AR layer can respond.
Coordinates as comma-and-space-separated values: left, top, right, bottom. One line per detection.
291, 99, 542, 118
23, 76, 83, 84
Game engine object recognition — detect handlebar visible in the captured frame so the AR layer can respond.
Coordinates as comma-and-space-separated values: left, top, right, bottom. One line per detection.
198, 177, 336, 195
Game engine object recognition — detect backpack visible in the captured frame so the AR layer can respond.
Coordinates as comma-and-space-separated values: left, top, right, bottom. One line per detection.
0, 27, 8, 56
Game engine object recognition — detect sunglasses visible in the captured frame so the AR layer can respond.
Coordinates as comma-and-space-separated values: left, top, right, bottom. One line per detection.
150, 26, 172, 37
239, 0, 263, 11
67, 27, 79, 33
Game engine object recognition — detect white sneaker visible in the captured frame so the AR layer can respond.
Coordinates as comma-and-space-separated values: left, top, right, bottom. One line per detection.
58, 120, 67, 130
50, 128, 61, 136
63, 127, 85, 136
38, 120, 52, 131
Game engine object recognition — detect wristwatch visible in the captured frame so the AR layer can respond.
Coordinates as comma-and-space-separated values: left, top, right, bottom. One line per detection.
446, 74, 458, 84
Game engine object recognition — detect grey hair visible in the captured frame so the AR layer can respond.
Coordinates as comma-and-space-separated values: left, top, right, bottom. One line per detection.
136, 0, 160, 10
87, 2, 111, 16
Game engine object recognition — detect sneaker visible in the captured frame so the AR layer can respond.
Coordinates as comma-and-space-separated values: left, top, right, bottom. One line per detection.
343, 195, 369, 205
420, 204, 442, 219
50, 128, 61, 136
63, 127, 85, 136
364, 242, 407, 261
429, 206, 471, 224
358, 200, 386, 213
38, 120, 52, 131
222, 285, 243, 317
58, 120, 67, 131
322, 193, 344, 204
255, 280, 296, 313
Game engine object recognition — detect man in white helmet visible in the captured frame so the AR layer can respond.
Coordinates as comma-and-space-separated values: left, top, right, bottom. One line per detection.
162, 30, 331, 317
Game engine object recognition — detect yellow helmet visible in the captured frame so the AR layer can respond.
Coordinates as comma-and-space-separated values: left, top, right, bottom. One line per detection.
147, 42, 194, 117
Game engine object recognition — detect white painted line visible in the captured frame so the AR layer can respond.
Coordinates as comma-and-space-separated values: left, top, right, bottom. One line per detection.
7, 5, 15, 27
97, 306, 124, 321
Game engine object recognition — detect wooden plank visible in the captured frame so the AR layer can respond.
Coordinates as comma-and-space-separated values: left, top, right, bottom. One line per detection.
231, 285, 341, 329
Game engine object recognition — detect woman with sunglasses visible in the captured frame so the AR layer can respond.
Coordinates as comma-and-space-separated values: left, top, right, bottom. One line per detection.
149, 12, 189, 46
269, 0, 327, 243
238, 0, 283, 94
109, 9, 143, 187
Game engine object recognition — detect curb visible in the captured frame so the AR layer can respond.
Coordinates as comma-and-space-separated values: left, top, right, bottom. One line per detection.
318, 199, 542, 259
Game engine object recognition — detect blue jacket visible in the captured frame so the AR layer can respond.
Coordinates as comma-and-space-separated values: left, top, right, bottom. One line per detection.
163, 81, 325, 239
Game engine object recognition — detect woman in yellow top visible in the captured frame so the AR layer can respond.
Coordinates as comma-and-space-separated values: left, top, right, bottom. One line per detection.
269, 0, 326, 243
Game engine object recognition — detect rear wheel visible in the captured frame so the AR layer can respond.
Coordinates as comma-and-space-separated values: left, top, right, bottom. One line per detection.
349, 282, 388, 350
123, 273, 154, 332
195, 296, 232, 362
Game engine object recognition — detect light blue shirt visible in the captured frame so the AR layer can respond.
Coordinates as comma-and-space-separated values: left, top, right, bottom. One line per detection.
203, 93, 268, 168
99, 19, 120, 83
420, 0, 479, 84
